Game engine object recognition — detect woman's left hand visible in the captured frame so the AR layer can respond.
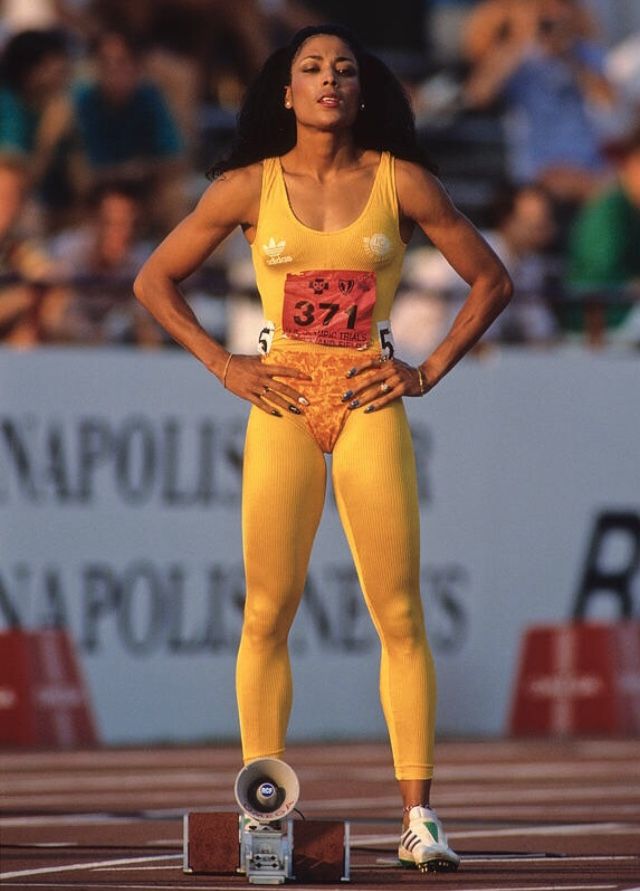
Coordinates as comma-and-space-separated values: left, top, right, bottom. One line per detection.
340, 357, 428, 413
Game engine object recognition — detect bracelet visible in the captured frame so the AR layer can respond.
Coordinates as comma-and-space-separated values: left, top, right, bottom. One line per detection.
221, 353, 233, 388
417, 367, 427, 396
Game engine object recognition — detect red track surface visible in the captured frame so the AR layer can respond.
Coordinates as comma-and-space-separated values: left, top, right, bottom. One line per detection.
1, 738, 639, 890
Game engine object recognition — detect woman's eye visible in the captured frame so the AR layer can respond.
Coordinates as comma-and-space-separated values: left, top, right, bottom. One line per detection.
337, 68, 356, 77
301, 66, 319, 73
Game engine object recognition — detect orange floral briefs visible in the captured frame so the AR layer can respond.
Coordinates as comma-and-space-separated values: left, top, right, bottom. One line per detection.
262, 347, 382, 454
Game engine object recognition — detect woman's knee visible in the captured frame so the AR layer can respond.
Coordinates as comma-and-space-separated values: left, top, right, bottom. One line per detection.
375, 596, 427, 653
241, 595, 297, 646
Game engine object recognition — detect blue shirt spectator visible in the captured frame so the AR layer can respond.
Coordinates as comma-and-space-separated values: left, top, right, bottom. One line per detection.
464, 0, 618, 204
71, 30, 187, 232
0, 29, 72, 172
74, 79, 182, 169
503, 41, 607, 182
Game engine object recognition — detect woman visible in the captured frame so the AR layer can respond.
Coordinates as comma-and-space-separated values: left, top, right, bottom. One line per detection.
0, 29, 75, 218
134, 24, 512, 874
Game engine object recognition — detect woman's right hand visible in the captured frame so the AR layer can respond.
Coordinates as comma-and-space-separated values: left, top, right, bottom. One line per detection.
222, 354, 312, 417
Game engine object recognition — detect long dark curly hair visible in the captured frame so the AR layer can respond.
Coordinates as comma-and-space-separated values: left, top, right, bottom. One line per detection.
207, 24, 436, 179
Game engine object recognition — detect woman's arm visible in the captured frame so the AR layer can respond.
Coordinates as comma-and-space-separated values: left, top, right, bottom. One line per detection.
133, 166, 258, 377
133, 164, 311, 414
397, 160, 513, 389
344, 161, 512, 411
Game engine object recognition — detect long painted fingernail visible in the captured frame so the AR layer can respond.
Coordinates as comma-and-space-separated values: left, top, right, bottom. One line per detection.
348, 399, 360, 409
298, 396, 309, 406
288, 404, 301, 414
271, 409, 282, 417
364, 404, 376, 413
341, 390, 353, 402
346, 367, 357, 378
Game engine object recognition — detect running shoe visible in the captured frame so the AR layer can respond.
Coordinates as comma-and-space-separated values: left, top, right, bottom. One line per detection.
398, 805, 460, 873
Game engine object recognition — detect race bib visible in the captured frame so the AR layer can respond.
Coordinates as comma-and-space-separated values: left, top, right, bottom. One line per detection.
257, 320, 275, 355
376, 320, 396, 360
282, 270, 376, 348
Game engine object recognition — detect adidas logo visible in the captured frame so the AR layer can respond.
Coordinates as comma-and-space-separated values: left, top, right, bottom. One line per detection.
263, 237, 293, 265
263, 237, 285, 258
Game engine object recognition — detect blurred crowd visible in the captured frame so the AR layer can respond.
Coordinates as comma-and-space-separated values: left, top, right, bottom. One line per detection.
1, 0, 640, 351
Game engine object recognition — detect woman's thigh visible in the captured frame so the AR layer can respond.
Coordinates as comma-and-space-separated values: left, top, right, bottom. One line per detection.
331, 400, 422, 610
242, 405, 328, 612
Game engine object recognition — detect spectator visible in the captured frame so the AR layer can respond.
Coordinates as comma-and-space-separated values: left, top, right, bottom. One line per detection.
391, 182, 560, 358
565, 124, 640, 344
462, 0, 599, 66
0, 157, 69, 345
486, 183, 561, 342
48, 180, 161, 346
463, 0, 617, 204
73, 30, 187, 231
0, 28, 76, 215
90, 0, 272, 98
85, 1, 320, 156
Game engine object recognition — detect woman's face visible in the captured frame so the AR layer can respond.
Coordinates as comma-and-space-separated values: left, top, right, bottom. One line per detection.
285, 35, 361, 133
97, 35, 140, 105
25, 52, 69, 101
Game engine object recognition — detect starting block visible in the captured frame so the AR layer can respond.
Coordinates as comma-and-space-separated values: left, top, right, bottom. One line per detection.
184, 757, 350, 883
0, 628, 98, 748
183, 813, 350, 883
510, 621, 640, 736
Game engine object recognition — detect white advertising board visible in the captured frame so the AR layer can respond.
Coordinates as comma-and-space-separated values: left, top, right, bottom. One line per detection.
1, 347, 638, 744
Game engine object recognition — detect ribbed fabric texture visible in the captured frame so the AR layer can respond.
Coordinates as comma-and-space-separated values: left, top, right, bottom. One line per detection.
235, 151, 436, 780
237, 397, 436, 779
250, 152, 406, 349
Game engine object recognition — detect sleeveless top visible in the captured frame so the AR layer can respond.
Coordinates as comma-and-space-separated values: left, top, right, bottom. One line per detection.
250, 151, 407, 352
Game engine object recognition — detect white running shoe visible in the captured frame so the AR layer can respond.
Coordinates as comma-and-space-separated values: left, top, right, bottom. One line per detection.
398, 805, 460, 873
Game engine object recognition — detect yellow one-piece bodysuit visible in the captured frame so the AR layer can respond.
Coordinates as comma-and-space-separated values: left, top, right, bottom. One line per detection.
236, 151, 437, 780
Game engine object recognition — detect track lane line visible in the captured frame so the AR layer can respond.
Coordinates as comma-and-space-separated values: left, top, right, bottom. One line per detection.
0, 853, 181, 880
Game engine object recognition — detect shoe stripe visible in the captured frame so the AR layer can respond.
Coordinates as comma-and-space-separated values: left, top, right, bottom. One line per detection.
402, 830, 426, 853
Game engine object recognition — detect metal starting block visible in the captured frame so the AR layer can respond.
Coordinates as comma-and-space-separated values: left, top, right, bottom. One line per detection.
183, 812, 350, 884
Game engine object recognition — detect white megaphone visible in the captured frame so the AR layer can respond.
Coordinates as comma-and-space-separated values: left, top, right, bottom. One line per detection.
234, 757, 300, 823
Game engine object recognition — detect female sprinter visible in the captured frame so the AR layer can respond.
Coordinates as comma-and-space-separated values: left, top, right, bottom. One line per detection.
134, 24, 512, 873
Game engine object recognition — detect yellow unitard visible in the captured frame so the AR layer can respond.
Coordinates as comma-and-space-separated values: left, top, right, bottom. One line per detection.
235, 153, 436, 779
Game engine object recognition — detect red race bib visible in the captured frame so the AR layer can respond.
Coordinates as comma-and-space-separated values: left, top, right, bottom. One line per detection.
282, 270, 376, 347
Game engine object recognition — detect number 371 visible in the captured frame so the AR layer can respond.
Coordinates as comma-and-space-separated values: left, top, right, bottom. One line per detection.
293, 300, 358, 329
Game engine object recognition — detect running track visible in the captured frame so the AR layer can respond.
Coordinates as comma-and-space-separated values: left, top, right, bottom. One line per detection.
1, 738, 639, 890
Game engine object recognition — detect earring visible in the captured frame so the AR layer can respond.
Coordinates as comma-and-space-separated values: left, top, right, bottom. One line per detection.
360, 102, 365, 111
285, 100, 292, 108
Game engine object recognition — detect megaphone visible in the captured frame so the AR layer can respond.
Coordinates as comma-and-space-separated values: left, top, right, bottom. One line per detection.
234, 757, 300, 823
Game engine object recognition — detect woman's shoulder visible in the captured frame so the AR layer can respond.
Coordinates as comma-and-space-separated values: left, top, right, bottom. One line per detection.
209, 160, 264, 193
198, 161, 264, 224
393, 158, 453, 222
393, 157, 440, 192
